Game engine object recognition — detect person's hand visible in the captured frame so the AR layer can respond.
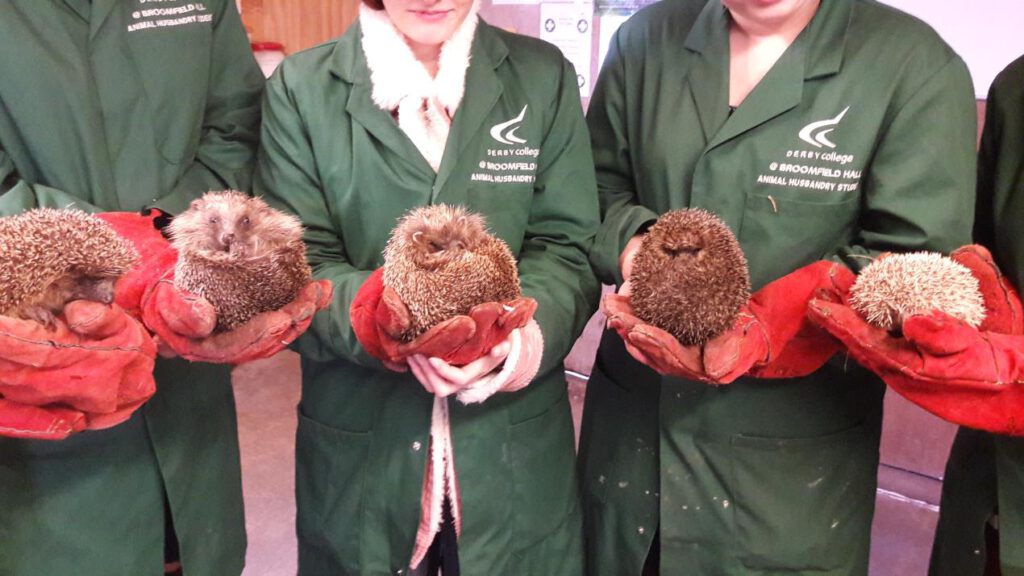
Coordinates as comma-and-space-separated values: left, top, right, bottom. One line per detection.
351, 268, 537, 367
407, 342, 512, 398
98, 210, 333, 364
0, 300, 157, 439
604, 261, 853, 384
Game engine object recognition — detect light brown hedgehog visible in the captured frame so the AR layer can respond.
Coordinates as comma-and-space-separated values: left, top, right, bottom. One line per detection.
168, 191, 312, 332
0, 208, 138, 327
382, 204, 520, 342
850, 252, 986, 332
630, 208, 751, 346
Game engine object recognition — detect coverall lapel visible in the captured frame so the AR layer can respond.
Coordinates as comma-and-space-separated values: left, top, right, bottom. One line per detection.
62, 0, 90, 21
332, 25, 437, 177
89, 0, 118, 40
683, 1, 730, 144
432, 25, 507, 200
699, 0, 851, 152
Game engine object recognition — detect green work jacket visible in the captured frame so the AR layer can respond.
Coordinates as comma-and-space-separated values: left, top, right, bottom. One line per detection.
930, 54, 1024, 576
0, 1, 264, 575
255, 19, 600, 576
579, 1, 976, 574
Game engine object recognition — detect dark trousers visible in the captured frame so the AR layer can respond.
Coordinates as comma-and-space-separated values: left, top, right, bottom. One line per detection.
642, 530, 660, 576
413, 498, 461, 576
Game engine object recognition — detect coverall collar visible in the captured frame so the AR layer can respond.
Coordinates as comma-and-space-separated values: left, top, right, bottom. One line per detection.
89, 0, 119, 39
682, 0, 853, 149
684, 0, 852, 80
329, 19, 511, 196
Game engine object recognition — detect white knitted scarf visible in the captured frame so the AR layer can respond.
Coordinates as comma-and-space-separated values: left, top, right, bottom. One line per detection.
359, 2, 479, 172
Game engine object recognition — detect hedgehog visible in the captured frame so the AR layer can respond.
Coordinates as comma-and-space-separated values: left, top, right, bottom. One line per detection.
849, 252, 986, 332
167, 191, 312, 332
629, 208, 751, 346
382, 204, 520, 342
0, 208, 139, 327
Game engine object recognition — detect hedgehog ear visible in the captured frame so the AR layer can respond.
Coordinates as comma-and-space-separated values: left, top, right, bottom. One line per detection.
412, 231, 424, 245
457, 215, 468, 228
189, 199, 203, 210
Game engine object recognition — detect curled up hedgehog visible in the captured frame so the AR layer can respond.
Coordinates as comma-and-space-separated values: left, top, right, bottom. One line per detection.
629, 208, 751, 346
167, 191, 312, 332
849, 251, 986, 332
382, 204, 520, 342
0, 208, 139, 327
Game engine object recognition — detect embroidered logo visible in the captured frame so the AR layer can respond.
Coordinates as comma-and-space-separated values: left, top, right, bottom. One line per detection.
490, 106, 528, 145
798, 107, 850, 149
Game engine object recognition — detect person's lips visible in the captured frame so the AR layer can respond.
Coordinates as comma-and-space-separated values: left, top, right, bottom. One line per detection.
411, 8, 453, 21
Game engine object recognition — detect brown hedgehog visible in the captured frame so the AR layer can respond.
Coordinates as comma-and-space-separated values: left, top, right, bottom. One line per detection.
850, 252, 986, 332
382, 204, 520, 342
0, 208, 139, 327
167, 191, 312, 332
630, 208, 750, 346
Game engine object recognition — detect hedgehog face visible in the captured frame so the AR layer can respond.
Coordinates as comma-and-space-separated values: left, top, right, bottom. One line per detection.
383, 204, 520, 340
396, 205, 489, 271
630, 209, 750, 346
170, 191, 304, 260
69, 275, 117, 305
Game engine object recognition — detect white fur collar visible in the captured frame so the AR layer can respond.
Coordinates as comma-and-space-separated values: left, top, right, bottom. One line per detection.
359, 2, 479, 115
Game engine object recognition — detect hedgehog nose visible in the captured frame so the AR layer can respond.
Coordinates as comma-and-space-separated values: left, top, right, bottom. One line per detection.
221, 233, 235, 246
99, 292, 114, 304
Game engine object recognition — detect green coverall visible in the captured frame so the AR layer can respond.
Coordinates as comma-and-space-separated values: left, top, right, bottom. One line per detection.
930, 54, 1024, 576
0, 1, 263, 574
255, 19, 600, 576
580, 1, 976, 574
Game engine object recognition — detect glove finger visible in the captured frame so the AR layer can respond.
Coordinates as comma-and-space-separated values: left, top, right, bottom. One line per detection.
350, 271, 389, 362
628, 324, 705, 378
394, 315, 477, 361
180, 310, 294, 364
600, 293, 634, 319
807, 298, 914, 375
703, 325, 767, 384
150, 280, 217, 339
827, 262, 857, 300
444, 302, 504, 366
227, 302, 319, 365
902, 312, 975, 356
86, 397, 149, 431
309, 279, 334, 310
378, 286, 414, 340
496, 297, 538, 331
951, 244, 1024, 334
64, 301, 130, 339
0, 399, 87, 440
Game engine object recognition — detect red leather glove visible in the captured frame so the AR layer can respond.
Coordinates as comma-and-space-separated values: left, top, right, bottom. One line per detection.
949, 244, 1023, 335
0, 400, 87, 441
98, 211, 333, 364
0, 300, 157, 439
351, 268, 537, 367
604, 261, 855, 384
143, 278, 333, 365
808, 245, 1024, 434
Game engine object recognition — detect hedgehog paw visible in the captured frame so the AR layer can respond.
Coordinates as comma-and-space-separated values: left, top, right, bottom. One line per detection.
24, 307, 57, 330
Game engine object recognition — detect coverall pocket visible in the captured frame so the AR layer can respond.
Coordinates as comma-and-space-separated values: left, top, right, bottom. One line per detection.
738, 193, 858, 288
508, 393, 581, 546
730, 421, 877, 572
295, 410, 371, 569
127, 18, 212, 163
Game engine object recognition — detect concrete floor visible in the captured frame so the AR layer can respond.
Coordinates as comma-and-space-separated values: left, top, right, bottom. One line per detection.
233, 350, 957, 576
